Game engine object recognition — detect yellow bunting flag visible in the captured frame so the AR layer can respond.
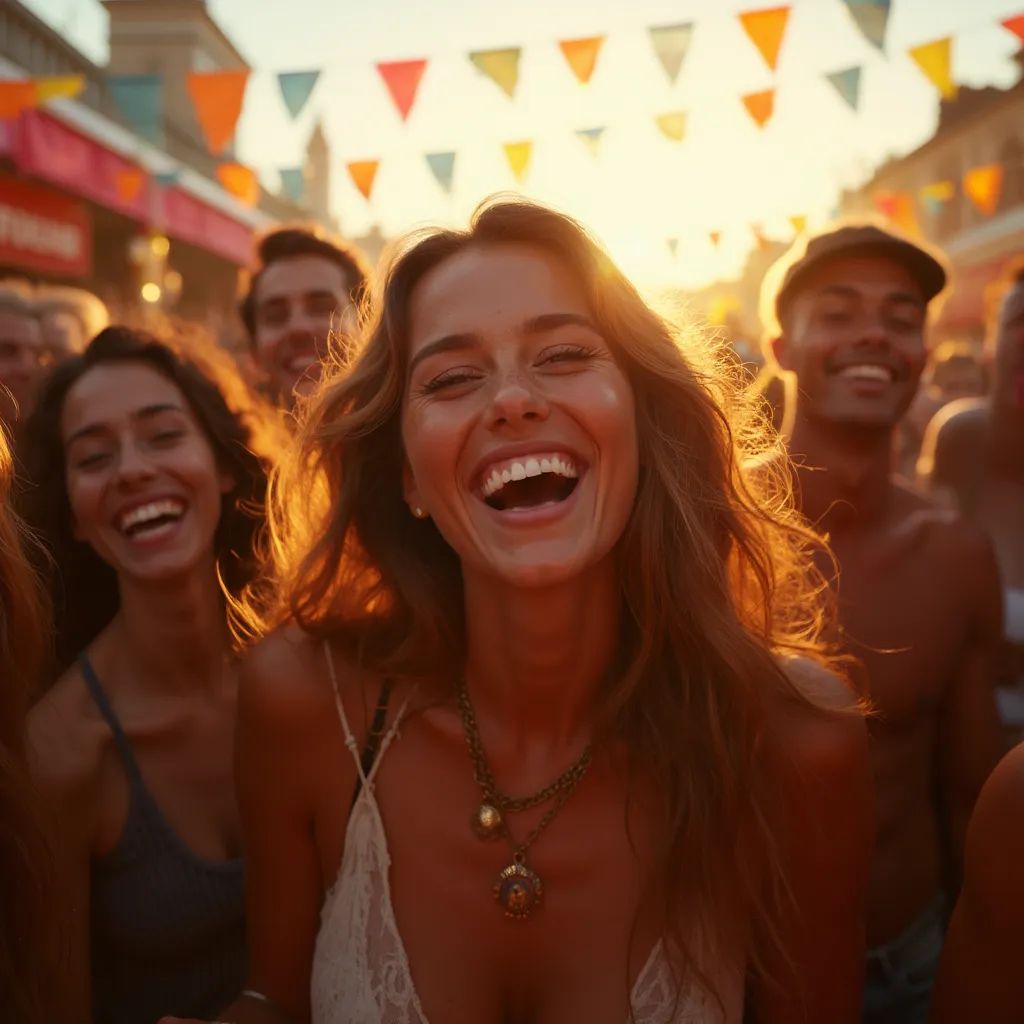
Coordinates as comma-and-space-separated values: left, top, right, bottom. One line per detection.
346, 160, 380, 201
468, 48, 521, 99
376, 59, 428, 121
217, 162, 259, 206
186, 70, 250, 154
503, 141, 532, 183
558, 36, 605, 84
919, 180, 955, 207
655, 111, 687, 142
738, 6, 791, 72
789, 214, 807, 235
36, 75, 85, 104
0, 81, 37, 118
963, 164, 1004, 217
908, 38, 957, 100
742, 89, 775, 128
115, 167, 146, 203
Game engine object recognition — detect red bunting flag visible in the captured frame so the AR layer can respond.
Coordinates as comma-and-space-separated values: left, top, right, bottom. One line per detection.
1002, 14, 1024, 44
115, 167, 147, 204
186, 70, 249, 154
742, 89, 775, 128
558, 36, 605, 84
873, 190, 919, 234
376, 59, 428, 121
738, 6, 791, 72
347, 160, 380, 201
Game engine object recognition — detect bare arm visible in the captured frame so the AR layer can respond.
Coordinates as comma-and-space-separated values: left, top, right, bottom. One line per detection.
936, 526, 1005, 883
930, 744, 1024, 1023
751, 664, 873, 1023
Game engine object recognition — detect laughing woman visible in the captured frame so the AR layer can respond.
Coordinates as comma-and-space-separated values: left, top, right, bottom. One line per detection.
21, 327, 279, 1024
187, 200, 870, 1024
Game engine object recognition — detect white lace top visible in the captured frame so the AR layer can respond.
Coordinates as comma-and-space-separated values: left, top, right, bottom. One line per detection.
310, 653, 744, 1024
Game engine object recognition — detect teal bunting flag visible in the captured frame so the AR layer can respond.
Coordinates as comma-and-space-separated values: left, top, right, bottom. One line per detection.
425, 151, 456, 193
279, 167, 306, 202
277, 71, 321, 119
107, 75, 163, 146
575, 126, 605, 157
826, 66, 862, 111
840, 0, 891, 51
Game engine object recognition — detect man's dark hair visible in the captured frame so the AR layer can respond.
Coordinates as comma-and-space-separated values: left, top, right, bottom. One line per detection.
238, 226, 371, 343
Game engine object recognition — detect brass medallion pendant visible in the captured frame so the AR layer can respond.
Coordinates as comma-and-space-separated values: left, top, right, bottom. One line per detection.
471, 802, 505, 840
494, 856, 543, 918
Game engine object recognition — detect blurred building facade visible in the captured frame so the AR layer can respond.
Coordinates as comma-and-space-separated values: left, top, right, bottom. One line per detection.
0, 0, 350, 339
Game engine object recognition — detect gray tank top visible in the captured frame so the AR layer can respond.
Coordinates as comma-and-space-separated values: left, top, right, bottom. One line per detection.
81, 654, 246, 1024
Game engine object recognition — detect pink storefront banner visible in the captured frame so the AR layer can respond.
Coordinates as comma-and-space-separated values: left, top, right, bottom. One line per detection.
10, 110, 254, 266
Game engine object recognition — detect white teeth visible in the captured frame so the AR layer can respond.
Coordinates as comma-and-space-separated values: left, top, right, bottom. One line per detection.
478, 453, 580, 498
119, 499, 185, 533
838, 364, 893, 383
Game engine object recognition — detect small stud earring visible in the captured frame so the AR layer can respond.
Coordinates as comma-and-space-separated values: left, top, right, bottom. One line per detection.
412, 506, 426, 519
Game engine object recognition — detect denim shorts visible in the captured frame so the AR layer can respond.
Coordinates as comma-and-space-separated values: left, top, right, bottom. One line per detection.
862, 896, 946, 1024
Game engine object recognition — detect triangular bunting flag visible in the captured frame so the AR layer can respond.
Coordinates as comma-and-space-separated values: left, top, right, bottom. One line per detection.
826, 66, 862, 111
217, 162, 259, 206
742, 89, 775, 128
36, 75, 85, 104
503, 141, 532, 183
115, 167, 147, 204
738, 6, 791, 72
873, 190, 919, 234
963, 164, 1004, 217
558, 36, 605, 84
1002, 14, 1024, 44
655, 112, 686, 142
186, 70, 249, 154
789, 215, 807, 234
376, 59, 428, 121
425, 151, 456, 193
0, 81, 37, 118
468, 48, 521, 99
908, 38, 957, 100
155, 170, 181, 188
347, 160, 379, 200
279, 167, 306, 203
108, 75, 163, 145
575, 127, 605, 157
277, 71, 321, 120
709, 231, 722, 247
840, 0, 891, 51
919, 180, 955, 215
649, 23, 694, 85
666, 238, 679, 259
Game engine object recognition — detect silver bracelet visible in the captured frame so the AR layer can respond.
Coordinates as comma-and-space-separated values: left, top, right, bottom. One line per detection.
241, 989, 272, 1005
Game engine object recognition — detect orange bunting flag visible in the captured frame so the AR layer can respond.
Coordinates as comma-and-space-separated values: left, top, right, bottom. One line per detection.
0, 81, 38, 118
376, 59, 428, 121
217, 162, 259, 206
347, 160, 380, 201
186, 70, 249, 154
655, 111, 687, 142
558, 36, 605, 84
115, 168, 147, 204
468, 48, 521, 99
1002, 14, 1024, 44
738, 6, 791, 72
908, 38, 957, 100
742, 89, 775, 128
36, 75, 85, 104
709, 230, 722, 247
789, 214, 807, 235
963, 164, 1004, 216
873, 190, 919, 234
504, 141, 532, 183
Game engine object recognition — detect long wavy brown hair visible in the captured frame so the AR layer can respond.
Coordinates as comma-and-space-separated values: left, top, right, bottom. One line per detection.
248, 199, 846, 1009
0, 427, 52, 1024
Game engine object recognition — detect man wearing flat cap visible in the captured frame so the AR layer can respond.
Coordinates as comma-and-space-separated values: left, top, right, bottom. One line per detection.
762, 223, 1004, 1024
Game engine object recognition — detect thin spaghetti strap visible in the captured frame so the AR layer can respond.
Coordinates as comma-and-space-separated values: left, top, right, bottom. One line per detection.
323, 641, 368, 785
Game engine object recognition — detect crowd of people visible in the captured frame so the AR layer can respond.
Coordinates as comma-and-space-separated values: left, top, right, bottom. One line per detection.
0, 198, 1021, 1024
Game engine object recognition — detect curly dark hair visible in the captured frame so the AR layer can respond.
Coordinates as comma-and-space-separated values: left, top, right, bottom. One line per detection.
238, 226, 371, 343
18, 325, 280, 678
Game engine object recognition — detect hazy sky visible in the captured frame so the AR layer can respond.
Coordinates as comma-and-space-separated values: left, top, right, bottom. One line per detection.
21, 0, 1024, 287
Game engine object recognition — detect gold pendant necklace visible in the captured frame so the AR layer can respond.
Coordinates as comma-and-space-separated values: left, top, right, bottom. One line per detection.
457, 683, 592, 919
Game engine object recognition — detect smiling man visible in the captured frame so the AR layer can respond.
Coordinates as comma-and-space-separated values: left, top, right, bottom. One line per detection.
239, 227, 370, 408
762, 224, 1005, 1024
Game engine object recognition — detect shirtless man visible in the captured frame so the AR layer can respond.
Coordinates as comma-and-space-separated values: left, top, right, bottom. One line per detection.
918, 259, 1024, 725
762, 224, 1005, 1024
